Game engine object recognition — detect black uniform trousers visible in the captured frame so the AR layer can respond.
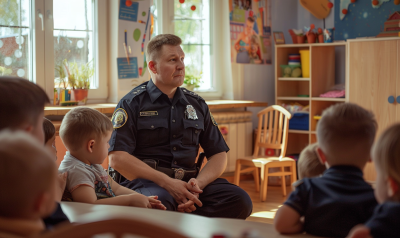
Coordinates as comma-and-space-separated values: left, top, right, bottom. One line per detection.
121, 178, 253, 219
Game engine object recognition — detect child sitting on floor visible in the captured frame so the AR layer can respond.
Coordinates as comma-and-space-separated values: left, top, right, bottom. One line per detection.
348, 123, 400, 238
297, 143, 326, 179
58, 107, 166, 209
274, 103, 378, 237
43, 117, 57, 160
0, 131, 58, 238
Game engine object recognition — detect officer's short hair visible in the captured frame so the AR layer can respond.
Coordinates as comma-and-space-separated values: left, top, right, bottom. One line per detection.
147, 34, 182, 63
298, 143, 326, 179
60, 107, 113, 151
372, 123, 400, 187
0, 130, 56, 218
0, 76, 50, 131
317, 103, 377, 165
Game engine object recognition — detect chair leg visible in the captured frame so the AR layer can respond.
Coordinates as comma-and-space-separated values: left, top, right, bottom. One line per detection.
253, 167, 260, 192
233, 160, 241, 186
291, 161, 297, 184
281, 167, 287, 196
260, 164, 266, 202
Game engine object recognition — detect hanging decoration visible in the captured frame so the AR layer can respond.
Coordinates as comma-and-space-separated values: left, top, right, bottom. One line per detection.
340, 0, 392, 20
191, 5, 196, 11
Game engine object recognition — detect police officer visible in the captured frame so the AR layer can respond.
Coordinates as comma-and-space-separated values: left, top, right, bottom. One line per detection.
108, 34, 252, 219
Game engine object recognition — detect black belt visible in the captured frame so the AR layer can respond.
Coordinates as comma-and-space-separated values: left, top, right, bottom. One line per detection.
143, 159, 198, 182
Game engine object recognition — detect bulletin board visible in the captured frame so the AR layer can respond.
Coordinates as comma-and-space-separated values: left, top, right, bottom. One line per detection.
334, 0, 400, 41
117, 0, 152, 91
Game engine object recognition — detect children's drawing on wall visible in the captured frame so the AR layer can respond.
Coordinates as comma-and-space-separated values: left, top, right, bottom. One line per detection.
117, 0, 151, 91
334, 0, 400, 40
230, 0, 271, 65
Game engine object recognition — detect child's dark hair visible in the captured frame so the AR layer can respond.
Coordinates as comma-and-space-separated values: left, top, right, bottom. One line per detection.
43, 118, 55, 144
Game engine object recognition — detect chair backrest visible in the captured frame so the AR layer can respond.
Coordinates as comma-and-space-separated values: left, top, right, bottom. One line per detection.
36, 217, 188, 238
253, 105, 292, 159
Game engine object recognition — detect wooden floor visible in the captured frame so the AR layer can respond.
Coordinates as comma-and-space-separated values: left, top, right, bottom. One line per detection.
238, 179, 293, 224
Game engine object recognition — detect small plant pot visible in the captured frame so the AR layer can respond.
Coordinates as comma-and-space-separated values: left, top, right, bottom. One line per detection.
290, 34, 298, 44
297, 35, 305, 44
73, 89, 88, 105
307, 33, 316, 43
318, 34, 324, 43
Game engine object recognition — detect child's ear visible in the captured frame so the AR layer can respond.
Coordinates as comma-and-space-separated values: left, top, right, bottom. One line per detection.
87, 139, 95, 153
34, 192, 55, 217
315, 147, 327, 165
388, 177, 399, 197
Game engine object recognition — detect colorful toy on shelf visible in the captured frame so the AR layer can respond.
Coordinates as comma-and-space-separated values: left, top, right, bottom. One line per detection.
376, 11, 400, 38
280, 65, 302, 77
324, 28, 334, 43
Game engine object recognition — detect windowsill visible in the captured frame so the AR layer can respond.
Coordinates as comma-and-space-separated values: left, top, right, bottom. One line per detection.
44, 100, 268, 117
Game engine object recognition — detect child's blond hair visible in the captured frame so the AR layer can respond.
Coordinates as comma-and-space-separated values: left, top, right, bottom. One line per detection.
59, 107, 113, 151
0, 130, 56, 218
298, 143, 326, 179
372, 123, 400, 188
316, 103, 377, 167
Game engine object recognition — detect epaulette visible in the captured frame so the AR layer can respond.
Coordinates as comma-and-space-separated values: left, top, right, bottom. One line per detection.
292, 179, 303, 188
182, 88, 205, 102
130, 83, 147, 98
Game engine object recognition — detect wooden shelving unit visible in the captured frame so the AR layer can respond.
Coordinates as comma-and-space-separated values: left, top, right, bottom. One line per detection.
275, 42, 348, 155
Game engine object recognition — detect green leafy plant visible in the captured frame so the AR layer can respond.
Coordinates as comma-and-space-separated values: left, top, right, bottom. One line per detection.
55, 61, 67, 89
183, 71, 203, 91
63, 59, 94, 89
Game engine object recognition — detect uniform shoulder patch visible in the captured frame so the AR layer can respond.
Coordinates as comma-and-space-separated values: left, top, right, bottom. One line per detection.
210, 112, 218, 126
111, 108, 128, 129
130, 84, 147, 98
182, 88, 205, 102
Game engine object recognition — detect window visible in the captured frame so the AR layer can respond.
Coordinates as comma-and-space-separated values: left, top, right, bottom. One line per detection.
155, 0, 214, 93
0, 0, 107, 102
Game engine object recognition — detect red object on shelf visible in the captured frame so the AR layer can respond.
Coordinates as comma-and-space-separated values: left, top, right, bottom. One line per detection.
342, 9, 348, 14
179, 0, 185, 3
327, 2, 334, 8
191, 5, 196, 11
125, 0, 132, 7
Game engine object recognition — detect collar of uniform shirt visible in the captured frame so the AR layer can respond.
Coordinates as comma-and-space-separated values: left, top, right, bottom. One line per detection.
147, 79, 190, 105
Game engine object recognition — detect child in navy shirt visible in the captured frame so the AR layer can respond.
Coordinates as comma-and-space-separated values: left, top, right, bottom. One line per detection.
348, 123, 400, 238
275, 103, 378, 237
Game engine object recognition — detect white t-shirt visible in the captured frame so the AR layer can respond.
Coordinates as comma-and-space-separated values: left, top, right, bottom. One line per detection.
58, 151, 115, 201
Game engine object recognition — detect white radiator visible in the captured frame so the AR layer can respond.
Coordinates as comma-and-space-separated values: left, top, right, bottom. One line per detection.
212, 111, 253, 172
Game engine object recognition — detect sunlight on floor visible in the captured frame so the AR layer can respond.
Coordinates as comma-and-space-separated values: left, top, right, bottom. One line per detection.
250, 206, 281, 219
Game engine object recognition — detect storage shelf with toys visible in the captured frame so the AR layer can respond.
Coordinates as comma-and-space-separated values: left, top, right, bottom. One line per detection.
275, 42, 348, 155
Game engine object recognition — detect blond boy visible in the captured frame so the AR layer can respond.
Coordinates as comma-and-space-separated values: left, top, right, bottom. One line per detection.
348, 123, 400, 238
297, 143, 326, 179
275, 103, 378, 237
0, 131, 58, 237
59, 107, 165, 209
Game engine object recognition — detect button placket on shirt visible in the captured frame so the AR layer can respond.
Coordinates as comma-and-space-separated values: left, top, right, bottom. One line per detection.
170, 103, 179, 162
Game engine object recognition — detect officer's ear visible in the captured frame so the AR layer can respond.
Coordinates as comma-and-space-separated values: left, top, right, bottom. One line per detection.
87, 139, 95, 153
148, 60, 157, 74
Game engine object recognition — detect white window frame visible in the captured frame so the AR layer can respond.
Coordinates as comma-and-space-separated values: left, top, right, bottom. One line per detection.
156, 0, 222, 99
32, 0, 108, 103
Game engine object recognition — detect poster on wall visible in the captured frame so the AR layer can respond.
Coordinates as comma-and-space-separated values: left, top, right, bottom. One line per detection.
229, 0, 272, 65
334, 0, 400, 41
117, 0, 152, 90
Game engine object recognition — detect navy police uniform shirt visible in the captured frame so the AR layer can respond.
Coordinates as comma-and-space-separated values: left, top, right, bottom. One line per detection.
284, 165, 377, 237
109, 79, 229, 170
365, 201, 400, 238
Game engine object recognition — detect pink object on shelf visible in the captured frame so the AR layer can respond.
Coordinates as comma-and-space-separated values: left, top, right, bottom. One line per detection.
319, 90, 345, 98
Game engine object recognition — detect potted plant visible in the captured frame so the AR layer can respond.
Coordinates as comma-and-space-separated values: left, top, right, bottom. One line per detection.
306, 24, 317, 43
183, 71, 202, 91
317, 28, 324, 43
64, 60, 94, 105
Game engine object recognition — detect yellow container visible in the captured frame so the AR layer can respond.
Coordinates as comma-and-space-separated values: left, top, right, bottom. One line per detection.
299, 50, 310, 78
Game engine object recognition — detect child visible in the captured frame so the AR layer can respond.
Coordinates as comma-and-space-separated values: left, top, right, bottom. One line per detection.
0, 131, 58, 237
297, 143, 326, 179
43, 117, 57, 160
0, 76, 69, 228
274, 103, 378, 237
249, 35, 262, 64
58, 107, 166, 209
348, 123, 400, 238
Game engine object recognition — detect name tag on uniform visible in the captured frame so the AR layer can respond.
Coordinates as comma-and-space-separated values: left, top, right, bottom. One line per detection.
140, 111, 158, 116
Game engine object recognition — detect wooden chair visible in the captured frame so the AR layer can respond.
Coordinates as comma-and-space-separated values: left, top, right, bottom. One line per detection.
233, 105, 297, 202
36, 217, 188, 238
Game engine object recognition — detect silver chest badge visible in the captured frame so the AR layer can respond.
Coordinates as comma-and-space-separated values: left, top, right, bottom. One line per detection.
185, 105, 198, 120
